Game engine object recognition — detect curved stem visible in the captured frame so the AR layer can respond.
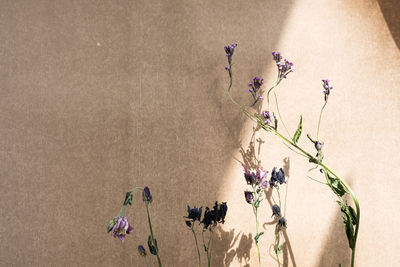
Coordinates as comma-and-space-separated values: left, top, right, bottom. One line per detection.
274, 92, 291, 138
317, 101, 327, 140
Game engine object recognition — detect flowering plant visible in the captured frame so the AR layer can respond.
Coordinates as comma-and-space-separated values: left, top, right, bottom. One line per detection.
107, 186, 162, 267
225, 44, 360, 267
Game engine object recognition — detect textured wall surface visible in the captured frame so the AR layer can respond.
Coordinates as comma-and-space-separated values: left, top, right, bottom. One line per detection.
1, 0, 399, 266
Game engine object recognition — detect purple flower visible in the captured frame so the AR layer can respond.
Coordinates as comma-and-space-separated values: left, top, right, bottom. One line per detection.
243, 165, 268, 188
272, 52, 294, 79
107, 216, 134, 243
248, 77, 264, 105
244, 191, 255, 204
270, 167, 286, 187
272, 51, 282, 63
138, 245, 147, 257
143, 186, 152, 203
224, 44, 237, 63
262, 110, 273, 126
322, 79, 333, 101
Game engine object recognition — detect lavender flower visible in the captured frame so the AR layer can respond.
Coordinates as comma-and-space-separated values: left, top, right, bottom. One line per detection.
278, 217, 287, 228
270, 167, 286, 187
272, 52, 294, 79
262, 110, 273, 126
224, 43, 237, 64
138, 245, 147, 257
248, 77, 264, 104
322, 79, 333, 101
107, 216, 134, 243
272, 204, 281, 218
142, 186, 152, 203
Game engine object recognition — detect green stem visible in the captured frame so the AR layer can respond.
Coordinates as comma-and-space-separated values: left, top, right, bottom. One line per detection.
144, 256, 150, 267
317, 101, 327, 140
226, 66, 360, 267
274, 92, 291, 138
275, 231, 281, 267
190, 226, 201, 267
145, 201, 162, 267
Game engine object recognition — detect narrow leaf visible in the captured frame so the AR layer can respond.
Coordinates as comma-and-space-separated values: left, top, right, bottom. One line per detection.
293, 115, 303, 144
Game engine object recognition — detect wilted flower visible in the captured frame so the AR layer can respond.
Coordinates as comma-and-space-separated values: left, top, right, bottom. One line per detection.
278, 217, 287, 228
272, 204, 281, 218
270, 167, 286, 187
107, 216, 134, 243
138, 245, 147, 257
185, 205, 202, 227
244, 191, 255, 204
142, 186, 152, 203
322, 79, 333, 101
272, 52, 294, 79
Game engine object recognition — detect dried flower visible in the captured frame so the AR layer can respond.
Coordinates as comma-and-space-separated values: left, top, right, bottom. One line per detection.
243, 165, 268, 188
143, 186, 152, 203
185, 205, 202, 227
272, 52, 294, 79
262, 110, 273, 126
272, 204, 281, 218
244, 191, 255, 204
224, 44, 237, 63
107, 216, 134, 243
270, 167, 286, 187
138, 245, 147, 257
248, 77, 264, 104
213, 201, 228, 224
278, 217, 287, 228
322, 79, 333, 101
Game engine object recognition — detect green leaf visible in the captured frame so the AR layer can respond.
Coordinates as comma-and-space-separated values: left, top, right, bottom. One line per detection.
324, 170, 347, 197
337, 201, 357, 249
254, 232, 264, 243
293, 116, 303, 144
273, 112, 278, 130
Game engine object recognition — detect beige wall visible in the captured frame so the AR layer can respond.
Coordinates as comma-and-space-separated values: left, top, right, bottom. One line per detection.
1, 0, 399, 266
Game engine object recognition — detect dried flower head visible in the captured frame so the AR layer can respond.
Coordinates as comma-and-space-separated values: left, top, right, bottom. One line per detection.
185, 205, 202, 227
270, 167, 286, 187
243, 165, 268, 189
322, 79, 333, 101
272, 204, 281, 218
244, 191, 255, 204
138, 245, 147, 257
272, 52, 294, 79
278, 217, 287, 228
142, 186, 152, 203
107, 216, 134, 243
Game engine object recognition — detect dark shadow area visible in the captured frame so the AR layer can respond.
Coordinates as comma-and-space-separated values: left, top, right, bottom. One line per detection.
377, 0, 400, 49
212, 227, 253, 267
315, 179, 354, 267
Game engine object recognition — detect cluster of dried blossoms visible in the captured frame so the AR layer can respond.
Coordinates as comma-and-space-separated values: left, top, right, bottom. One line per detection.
225, 44, 360, 267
